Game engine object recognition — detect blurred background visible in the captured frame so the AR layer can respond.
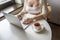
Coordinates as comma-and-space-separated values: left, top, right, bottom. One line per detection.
47, 0, 60, 25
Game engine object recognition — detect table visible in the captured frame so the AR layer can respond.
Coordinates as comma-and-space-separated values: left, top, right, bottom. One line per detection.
25, 20, 52, 40
0, 18, 52, 40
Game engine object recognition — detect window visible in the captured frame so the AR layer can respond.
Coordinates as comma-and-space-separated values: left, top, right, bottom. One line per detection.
0, 0, 14, 18
0, 0, 23, 20
0, 0, 11, 4
0, 0, 9, 18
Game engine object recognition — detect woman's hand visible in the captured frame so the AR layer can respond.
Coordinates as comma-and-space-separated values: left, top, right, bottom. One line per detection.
23, 18, 33, 24
17, 12, 24, 20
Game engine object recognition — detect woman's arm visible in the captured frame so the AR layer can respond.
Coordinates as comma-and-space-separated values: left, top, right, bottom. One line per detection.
17, 0, 28, 20
17, 0, 28, 15
32, 0, 48, 20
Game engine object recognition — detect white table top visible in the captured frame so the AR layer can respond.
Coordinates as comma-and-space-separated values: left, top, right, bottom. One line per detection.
25, 20, 52, 40
0, 19, 52, 40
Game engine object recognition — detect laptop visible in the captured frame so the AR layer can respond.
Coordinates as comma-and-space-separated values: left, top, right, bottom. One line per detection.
3, 12, 33, 30
3, 12, 23, 29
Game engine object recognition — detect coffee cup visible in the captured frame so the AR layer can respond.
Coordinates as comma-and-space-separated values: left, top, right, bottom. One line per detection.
33, 22, 44, 32
34, 22, 41, 30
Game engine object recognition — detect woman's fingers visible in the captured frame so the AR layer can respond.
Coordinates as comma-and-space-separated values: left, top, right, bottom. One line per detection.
17, 13, 24, 20
23, 18, 33, 24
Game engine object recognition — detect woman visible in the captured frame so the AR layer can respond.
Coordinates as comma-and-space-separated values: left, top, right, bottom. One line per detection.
17, 0, 48, 24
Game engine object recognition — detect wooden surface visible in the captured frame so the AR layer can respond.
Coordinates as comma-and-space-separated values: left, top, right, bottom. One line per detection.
49, 22, 60, 40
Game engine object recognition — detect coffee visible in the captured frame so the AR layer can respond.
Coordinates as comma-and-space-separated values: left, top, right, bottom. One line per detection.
34, 22, 40, 27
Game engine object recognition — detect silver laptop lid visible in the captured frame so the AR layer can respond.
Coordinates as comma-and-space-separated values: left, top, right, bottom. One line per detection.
3, 12, 23, 28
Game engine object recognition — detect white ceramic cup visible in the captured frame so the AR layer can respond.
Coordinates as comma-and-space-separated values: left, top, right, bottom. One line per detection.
33, 22, 44, 32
